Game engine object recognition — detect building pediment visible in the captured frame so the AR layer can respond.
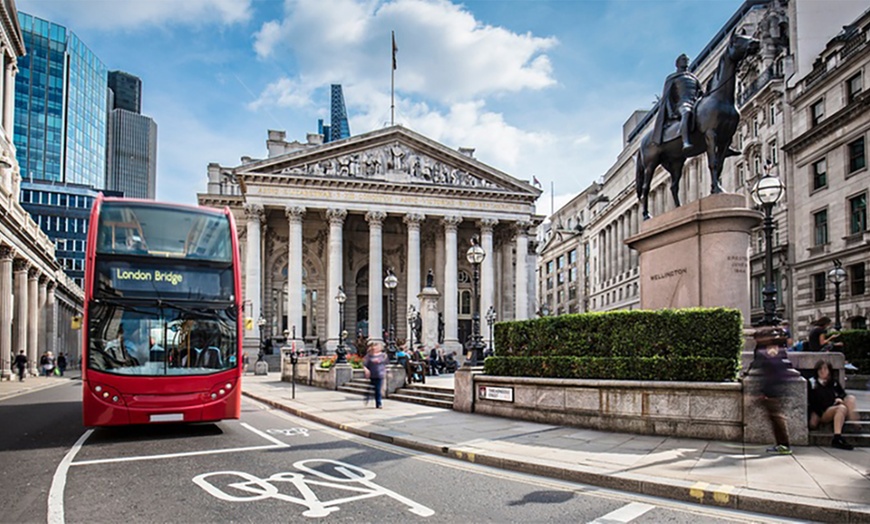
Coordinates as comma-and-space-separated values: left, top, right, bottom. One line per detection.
235, 126, 540, 199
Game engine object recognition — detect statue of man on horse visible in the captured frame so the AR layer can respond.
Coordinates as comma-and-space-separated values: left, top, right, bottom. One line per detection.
635, 30, 760, 220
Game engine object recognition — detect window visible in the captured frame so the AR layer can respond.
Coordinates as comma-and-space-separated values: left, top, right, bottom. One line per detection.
557, 272, 565, 285
769, 140, 778, 166
813, 273, 826, 302
847, 72, 863, 103
568, 249, 577, 264
812, 158, 827, 190
459, 290, 471, 315
813, 209, 828, 246
851, 193, 867, 234
754, 155, 762, 176
546, 260, 554, 274
848, 137, 866, 173
811, 99, 824, 127
546, 277, 553, 290
569, 267, 577, 282
753, 117, 760, 137
557, 255, 565, 269
850, 263, 866, 295
737, 164, 745, 187
769, 102, 776, 125
568, 287, 577, 300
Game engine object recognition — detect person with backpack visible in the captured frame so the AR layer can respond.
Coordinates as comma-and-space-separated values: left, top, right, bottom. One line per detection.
13, 350, 27, 382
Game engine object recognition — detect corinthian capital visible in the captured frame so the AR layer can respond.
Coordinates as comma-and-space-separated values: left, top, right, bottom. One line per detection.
12, 258, 29, 272
365, 210, 387, 227
0, 244, 14, 260
515, 220, 532, 237
285, 206, 306, 224
403, 213, 425, 228
478, 218, 499, 234
441, 215, 463, 232
28, 267, 39, 280
326, 208, 347, 226
244, 203, 265, 223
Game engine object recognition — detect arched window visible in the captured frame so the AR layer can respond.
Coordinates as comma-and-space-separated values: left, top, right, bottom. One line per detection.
459, 290, 472, 316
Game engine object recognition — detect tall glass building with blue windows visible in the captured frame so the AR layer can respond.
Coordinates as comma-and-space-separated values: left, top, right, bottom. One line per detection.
14, 13, 109, 286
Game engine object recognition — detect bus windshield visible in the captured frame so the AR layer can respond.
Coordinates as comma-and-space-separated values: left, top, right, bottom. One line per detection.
87, 303, 238, 376
96, 202, 232, 261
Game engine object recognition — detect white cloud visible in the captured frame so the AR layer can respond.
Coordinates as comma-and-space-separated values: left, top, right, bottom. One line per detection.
250, 0, 557, 108
17, 0, 252, 30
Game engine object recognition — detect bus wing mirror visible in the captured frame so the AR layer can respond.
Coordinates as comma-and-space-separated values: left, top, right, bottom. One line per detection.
71, 316, 82, 330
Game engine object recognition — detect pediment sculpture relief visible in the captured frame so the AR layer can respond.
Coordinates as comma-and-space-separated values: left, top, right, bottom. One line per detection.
277, 142, 497, 189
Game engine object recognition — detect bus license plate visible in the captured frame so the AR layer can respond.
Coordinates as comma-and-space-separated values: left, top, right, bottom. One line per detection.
150, 413, 184, 422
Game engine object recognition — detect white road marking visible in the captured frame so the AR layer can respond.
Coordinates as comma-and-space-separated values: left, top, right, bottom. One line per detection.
588, 502, 655, 523
193, 459, 434, 518
72, 444, 287, 466
48, 429, 93, 524
241, 421, 289, 446
267, 428, 310, 437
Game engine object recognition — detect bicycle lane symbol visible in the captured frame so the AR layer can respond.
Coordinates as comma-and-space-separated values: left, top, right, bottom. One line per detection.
192, 458, 434, 518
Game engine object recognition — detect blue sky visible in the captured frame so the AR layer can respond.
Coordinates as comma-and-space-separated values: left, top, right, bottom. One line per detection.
18, 0, 744, 214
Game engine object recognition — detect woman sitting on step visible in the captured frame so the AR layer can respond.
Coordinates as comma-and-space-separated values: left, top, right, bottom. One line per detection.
808, 360, 858, 450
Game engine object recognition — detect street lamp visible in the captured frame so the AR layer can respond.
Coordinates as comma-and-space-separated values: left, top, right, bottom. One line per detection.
466, 236, 486, 366
485, 306, 497, 356
335, 286, 347, 363
828, 260, 847, 331
407, 304, 417, 350
384, 268, 398, 362
257, 316, 266, 362
751, 162, 785, 326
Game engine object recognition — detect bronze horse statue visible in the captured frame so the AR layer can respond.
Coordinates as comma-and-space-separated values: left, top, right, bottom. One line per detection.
636, 31, 760, 219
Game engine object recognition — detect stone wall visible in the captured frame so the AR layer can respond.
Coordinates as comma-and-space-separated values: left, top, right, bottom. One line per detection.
468, 376, 745, 441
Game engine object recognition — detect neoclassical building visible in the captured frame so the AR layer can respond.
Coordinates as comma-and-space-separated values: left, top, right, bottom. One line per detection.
1, 0, 84, 379
199, 126, 542, 354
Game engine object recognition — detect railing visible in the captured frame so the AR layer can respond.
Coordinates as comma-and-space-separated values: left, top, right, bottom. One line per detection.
737, 65, 783, 107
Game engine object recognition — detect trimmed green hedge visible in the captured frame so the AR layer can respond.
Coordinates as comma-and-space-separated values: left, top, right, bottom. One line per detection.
839, 329, 870, 372
486, 308, 743, 381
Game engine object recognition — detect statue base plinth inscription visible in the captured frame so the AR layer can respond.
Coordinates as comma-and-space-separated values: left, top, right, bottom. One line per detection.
626, 194, 760, 323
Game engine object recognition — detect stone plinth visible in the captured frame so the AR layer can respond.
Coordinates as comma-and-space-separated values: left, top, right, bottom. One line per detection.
743, 370, 808, 445
626, 194, 760, 323
418, 286, 441, 349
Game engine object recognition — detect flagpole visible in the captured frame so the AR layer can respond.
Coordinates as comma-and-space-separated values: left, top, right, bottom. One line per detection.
391, 31, 395, 126
551, 180, 554, 217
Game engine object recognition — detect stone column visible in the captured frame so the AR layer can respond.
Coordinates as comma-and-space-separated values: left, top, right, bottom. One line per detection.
0, 246, 12, 380
326, 208, 347, 352
418, 285, 441, 351
45, 282, 56, 357
285, 206, 305, 344
442, 216, 462, 352
404, 213, 425, 311
366, 210, 386, 344
243, 203, 265, 348
515, 221, 530, 320
37, 275, 47, 361
618, 216, 626, 278
479, 218, 497, 327
13, 260, 29, 374
4, 62, 14, 143
27, 268, 39, 376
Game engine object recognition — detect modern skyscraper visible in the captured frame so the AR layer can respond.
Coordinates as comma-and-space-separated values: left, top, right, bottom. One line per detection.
15, 13, 107, 188
315, 84, 351, 144
14, 12, 109, 285
107, 70, 141, 113
106, 70, 157, 200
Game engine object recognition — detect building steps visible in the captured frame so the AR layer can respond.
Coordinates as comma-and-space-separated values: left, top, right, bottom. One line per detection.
390, 383, 455, 409
808, 409, 870, 447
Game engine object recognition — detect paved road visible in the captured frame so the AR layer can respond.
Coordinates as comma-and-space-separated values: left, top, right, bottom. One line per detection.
0, 383, 804, 523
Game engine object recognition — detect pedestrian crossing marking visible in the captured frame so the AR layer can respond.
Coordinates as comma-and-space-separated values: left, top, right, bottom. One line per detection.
588, 502, 654, 523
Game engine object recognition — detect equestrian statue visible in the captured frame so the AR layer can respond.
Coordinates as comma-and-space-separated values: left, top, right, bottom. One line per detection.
636, 30, 760, 220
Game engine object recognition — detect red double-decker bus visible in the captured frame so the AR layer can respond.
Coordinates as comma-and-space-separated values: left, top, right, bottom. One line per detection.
82, 195, 243, 426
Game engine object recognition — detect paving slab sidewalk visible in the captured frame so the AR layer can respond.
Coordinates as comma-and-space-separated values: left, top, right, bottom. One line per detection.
0, 370, 80, 401
243, 373, 870, 523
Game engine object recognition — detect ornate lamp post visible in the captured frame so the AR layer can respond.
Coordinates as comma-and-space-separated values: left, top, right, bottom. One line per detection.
257, 316, 266, 361
485, 306, 497, 355
335, 286, 347, 363
828, 260, 847, 331
466, 236, 486, 366
751, 163, 786, 326
407, 304, 417, 349
383, 269, 398, 362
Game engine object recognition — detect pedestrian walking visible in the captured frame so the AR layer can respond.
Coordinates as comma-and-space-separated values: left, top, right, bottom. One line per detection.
362, 340, 388, 409
57, 352, 67, 376
752, 327, 792, 455
40, 351, 55, 377
13, 350, 27, 382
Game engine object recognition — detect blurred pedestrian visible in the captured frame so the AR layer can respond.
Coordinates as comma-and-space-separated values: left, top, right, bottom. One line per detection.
363, 340, 387, 409
752, 327, 792, 455
40, 351, 55, 377
57, 352, 67, 376
13, 350, 27, 382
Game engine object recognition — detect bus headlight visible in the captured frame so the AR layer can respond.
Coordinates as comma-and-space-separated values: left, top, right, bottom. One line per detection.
90, 383, 125, 405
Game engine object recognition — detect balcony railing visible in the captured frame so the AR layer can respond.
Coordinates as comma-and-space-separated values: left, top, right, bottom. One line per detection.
737, 65, 783, 107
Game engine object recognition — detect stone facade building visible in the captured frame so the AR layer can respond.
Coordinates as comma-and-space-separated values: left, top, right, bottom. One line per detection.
0, 0, 84, 379
199, 126, 541, 355
538, 0, 869, 338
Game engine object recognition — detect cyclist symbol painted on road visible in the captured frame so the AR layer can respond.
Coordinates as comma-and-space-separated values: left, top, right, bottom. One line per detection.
193, 459, 434, 518
266, 428, 310, 437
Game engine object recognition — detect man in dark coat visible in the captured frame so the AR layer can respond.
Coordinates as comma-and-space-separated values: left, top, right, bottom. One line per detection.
653, 53, 703, 151
13, 350, 27, 381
